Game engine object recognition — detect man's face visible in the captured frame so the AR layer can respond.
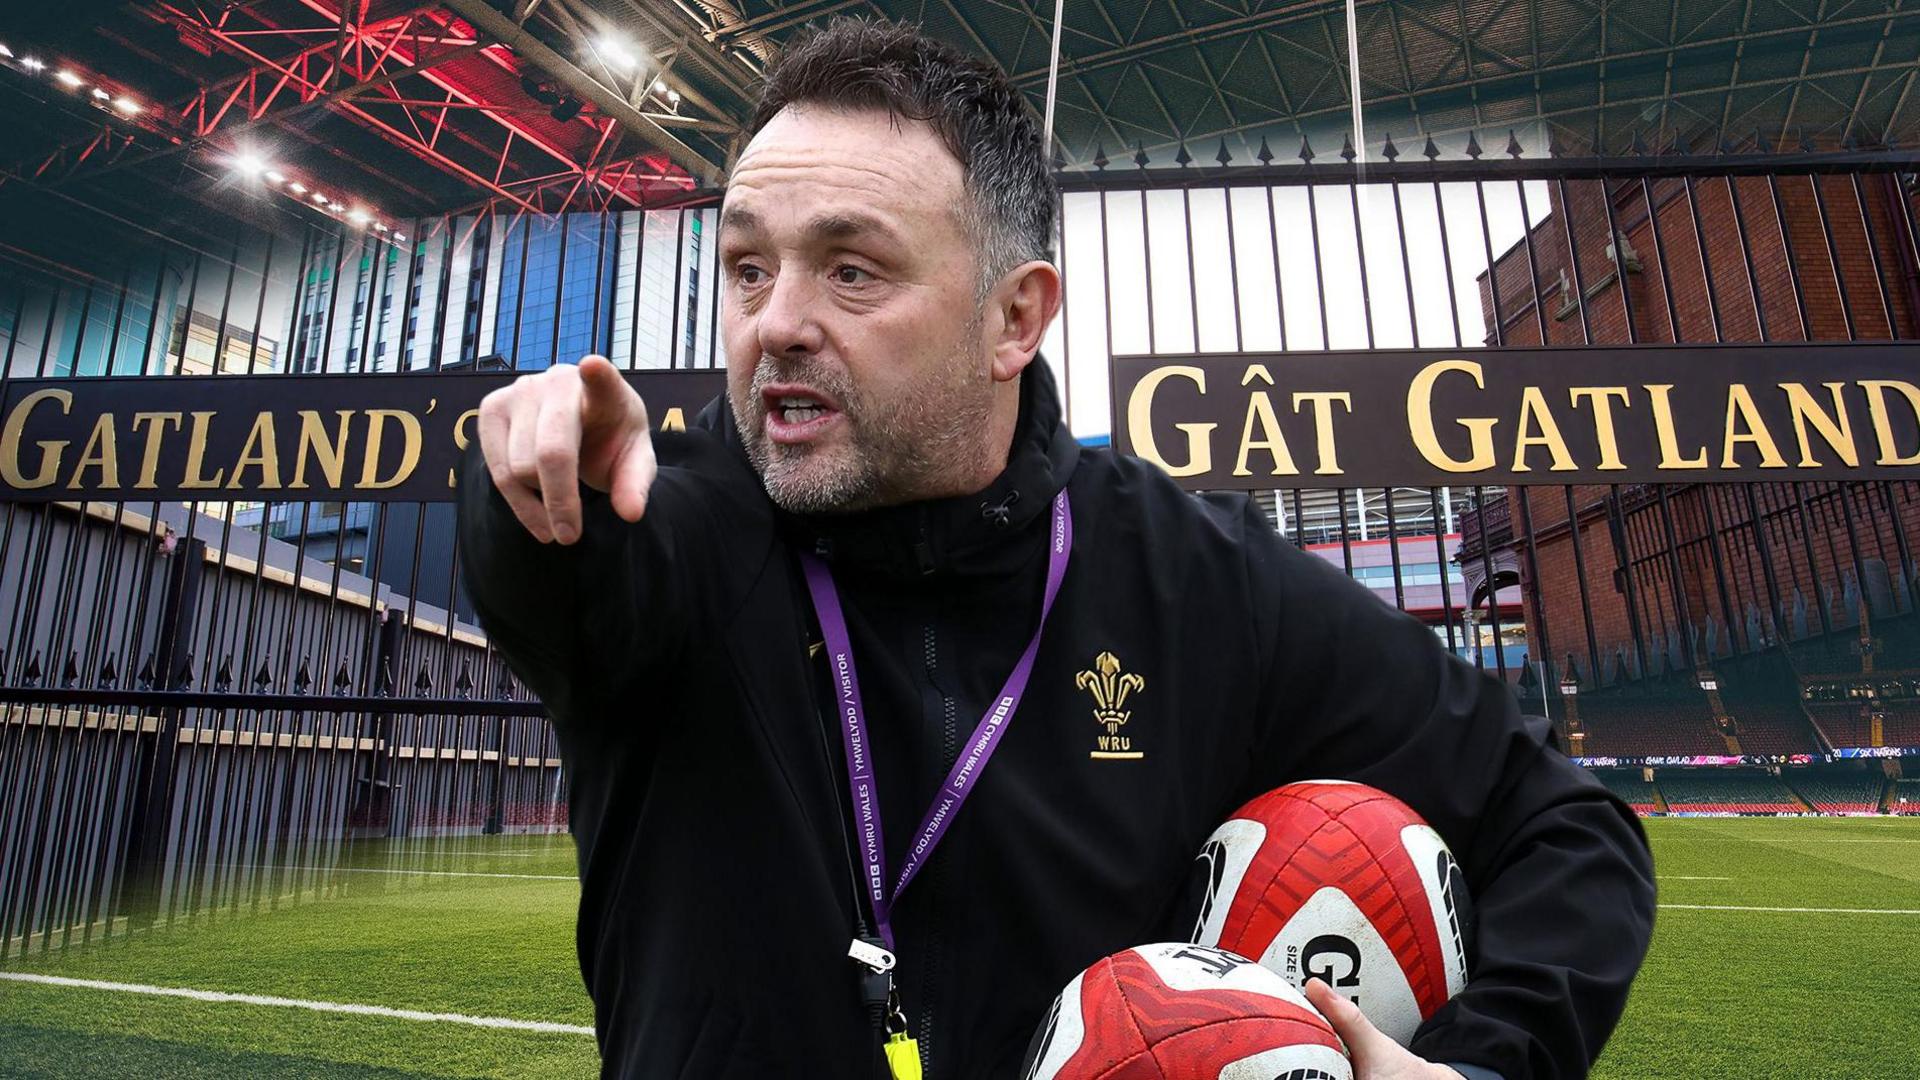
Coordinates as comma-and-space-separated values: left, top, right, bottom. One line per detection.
720, 105, 994, 513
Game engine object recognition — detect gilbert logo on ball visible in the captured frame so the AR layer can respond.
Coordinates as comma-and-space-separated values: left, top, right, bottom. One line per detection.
1184, 781, 1474, 1047
1022, 942, 1350, 1080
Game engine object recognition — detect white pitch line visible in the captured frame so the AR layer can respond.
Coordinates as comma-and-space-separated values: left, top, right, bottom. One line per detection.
1660, 903, 1920, 915
0, 972, 593, 1034
236, 863, 574, 882
1659, 875, 1733, 880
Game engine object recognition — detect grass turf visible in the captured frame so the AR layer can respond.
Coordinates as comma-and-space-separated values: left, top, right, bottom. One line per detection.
2, 820, 1917, 1077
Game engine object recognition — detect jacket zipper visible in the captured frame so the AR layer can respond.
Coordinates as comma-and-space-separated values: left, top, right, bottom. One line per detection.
916, 621, 956, 1076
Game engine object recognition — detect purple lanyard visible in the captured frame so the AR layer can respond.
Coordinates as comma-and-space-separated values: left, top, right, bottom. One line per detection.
800, 490, 1072, 950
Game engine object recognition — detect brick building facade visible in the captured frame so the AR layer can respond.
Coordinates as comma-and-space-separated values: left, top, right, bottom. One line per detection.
1467, 170, 1920, 701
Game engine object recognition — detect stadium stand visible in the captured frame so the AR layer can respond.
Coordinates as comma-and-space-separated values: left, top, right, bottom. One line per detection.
1893, 779, 1920, 815
1656, 770, 1806, 814
1575, 692, 1726, 756
1722, 703, 1820, 755
1806, 702, 1876, 748
1593, 771, 1660, 815
1787, 769, 1888, 814
1714, 653, 1822, 753
1880, 703, 1920, 747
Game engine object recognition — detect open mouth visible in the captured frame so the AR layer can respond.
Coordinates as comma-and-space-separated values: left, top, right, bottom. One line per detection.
762, 384, 843, 444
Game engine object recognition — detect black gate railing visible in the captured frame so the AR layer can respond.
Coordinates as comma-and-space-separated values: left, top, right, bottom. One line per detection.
4, 139, 1918, 957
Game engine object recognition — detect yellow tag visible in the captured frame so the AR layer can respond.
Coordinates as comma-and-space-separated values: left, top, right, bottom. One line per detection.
883, 1032, 923, 1080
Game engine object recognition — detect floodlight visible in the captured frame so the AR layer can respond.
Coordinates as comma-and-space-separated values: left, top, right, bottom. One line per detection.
55, 69, 82, 87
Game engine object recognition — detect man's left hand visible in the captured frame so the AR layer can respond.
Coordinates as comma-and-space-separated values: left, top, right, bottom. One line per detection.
1303, 978, 1462, 1080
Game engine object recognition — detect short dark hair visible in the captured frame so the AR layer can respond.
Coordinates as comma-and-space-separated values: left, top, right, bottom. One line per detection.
748, 17, 1056, 294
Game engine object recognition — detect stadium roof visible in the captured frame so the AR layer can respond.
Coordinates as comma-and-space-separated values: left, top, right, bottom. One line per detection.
2, 0, 1916, 222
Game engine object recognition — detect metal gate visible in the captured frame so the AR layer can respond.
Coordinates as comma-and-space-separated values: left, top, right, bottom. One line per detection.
4, 137, 1918, 957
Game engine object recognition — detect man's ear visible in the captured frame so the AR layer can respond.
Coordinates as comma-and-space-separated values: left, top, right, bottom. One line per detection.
989, 259, 1063, 383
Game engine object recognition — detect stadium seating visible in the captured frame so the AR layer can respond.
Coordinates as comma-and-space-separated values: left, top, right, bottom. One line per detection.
1575, 694, 1727, 757
1788, 769, 1888, 814
1893, 779, 1920, 815
1806, 702, 1876, 748
1593, 771, 1660, 815
1880, 703, 1920, 747
1656, 770, 1806, 814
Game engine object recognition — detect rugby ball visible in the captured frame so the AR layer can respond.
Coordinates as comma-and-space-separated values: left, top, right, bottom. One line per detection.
1184, 781, 1473, 1046
1022, 942, 1351, 1080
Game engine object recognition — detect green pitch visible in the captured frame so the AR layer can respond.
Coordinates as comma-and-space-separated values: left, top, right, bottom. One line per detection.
1, 819, 1917, 1078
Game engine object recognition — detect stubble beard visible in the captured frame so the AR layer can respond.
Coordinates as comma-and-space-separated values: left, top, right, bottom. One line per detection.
734, 312, 994, 514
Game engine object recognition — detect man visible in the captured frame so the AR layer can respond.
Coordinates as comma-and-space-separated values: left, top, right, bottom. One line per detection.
458, 17, 1655, 1080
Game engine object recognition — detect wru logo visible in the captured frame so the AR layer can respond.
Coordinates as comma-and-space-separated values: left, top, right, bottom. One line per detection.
1077, 651, 1146, 760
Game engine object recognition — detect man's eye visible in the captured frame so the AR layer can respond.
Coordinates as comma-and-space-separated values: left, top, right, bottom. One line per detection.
833, 265, 869, 285
736, 265, 766, 285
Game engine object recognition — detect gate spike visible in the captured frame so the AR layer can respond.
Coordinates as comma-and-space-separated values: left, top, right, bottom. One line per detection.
172, 652, 193, 690
1669, 130, 1692, 156
1751, 129, 1772, 154
294, 656, 312, 694
455, 662, 474, 698
1297, 135, 1315, 163
1173, 141, 1192, 167
214, 654, 233, 692
376, 660, 395, 696
1547, 128, 1565, 158
1464, 131, 1483, 159
495, 666, 514, 698
62, 650, 80, 687
0, 649, 7, 684
24, 651, 42, 687
1132, 142, 1150, 168
414, 662, 433, 695
1214, 139, 1232, 166
1339, 133, 1356, 163
1421, 133, 1441, 161
333, 657, 352, 694
1505, 130, 1524, 158
1628, 129, 1647, 156
1380, 132, 1399, 161
1798, 131, 1817, 153
1255, 136, 1274, 165
137, 652, 155, 690
99, 651, 117, 689
254, 656, 273, 691
1092, 143, 1109, 170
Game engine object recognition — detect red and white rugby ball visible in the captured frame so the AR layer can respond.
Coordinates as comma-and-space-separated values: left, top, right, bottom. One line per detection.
1022, 942, 1350, 1080
1185, 781, 1473, 1046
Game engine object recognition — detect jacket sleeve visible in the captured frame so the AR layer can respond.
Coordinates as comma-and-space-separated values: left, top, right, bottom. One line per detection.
454, 437, 708, 726
1237, 502, 1656, 1080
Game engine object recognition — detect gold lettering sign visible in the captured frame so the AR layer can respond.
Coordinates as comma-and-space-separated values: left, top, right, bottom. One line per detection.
0, 370, 727, 503
1111, 344, 1920, 489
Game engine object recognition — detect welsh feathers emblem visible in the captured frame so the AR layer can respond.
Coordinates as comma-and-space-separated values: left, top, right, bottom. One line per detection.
1077, 651, 1145, 760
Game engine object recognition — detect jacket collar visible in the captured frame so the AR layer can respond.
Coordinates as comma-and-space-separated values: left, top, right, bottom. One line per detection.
698, 359, 1080, 580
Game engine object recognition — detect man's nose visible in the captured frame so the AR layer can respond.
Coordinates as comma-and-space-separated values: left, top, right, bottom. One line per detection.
755, 268, 826, 358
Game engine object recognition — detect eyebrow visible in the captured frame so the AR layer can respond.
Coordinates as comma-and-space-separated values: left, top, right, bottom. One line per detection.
718, 206, 903, 247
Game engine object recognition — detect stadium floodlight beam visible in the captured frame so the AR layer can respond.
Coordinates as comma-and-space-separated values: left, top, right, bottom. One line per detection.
598, 35, 640, 72
90, 87, 110, 100
230, 152, 269, 178
0, 43, 12, 58
54, 69, 82, 87
263, 169, 285, 183
347, 208, 371, 226
21, 56, 43, 71
112, 96, 141, 115
288, 181, 307, 194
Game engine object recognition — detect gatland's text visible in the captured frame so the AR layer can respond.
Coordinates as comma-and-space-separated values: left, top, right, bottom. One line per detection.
0, 369, 726, 503
1114, 344, 1920, 488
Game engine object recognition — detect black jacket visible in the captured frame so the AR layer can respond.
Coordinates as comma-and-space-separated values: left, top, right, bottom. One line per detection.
456, 361, 1655, 1080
